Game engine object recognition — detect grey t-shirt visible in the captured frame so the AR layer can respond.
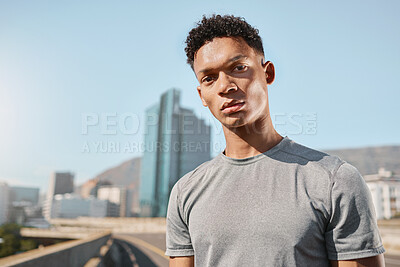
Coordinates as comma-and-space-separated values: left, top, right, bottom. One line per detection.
165, 137, 385, 266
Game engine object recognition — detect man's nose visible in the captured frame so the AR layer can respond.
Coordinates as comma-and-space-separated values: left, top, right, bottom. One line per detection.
217, 72, 237, 95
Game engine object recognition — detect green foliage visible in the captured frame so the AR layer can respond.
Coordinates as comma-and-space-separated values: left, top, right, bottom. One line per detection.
0, 223, 38, 258
0, 223, 21, 237
20, 239, 37, 252
0, 233, 19, 257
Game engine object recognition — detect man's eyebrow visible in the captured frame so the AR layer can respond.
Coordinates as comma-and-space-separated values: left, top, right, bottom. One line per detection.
197, 54, 247, 76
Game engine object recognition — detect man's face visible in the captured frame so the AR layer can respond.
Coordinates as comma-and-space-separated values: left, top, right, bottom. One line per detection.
193, 37, 274, 129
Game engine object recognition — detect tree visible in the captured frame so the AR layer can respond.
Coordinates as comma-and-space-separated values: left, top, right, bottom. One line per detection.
0, 223, 37, 258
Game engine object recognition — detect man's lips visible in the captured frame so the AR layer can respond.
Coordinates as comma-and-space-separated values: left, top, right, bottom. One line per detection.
221, 102, 245, 114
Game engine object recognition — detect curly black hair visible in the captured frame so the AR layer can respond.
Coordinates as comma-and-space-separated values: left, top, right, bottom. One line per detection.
185, 14, 264, 69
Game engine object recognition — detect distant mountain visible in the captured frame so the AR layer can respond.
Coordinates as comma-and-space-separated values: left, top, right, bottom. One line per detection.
93, 157, 141, 187
324, 146, 400, 175
78, 157, 141, 215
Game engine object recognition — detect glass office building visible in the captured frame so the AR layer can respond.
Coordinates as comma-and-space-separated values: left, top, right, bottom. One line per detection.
140, 88, 211, 217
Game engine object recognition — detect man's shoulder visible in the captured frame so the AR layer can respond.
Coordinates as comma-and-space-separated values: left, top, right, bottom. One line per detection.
173, 155, 219, 191
279, 138, 346, 177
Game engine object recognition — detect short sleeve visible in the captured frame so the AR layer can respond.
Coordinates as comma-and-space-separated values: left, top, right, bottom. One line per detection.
165, 182, 194, 257
325, 162, 385, 260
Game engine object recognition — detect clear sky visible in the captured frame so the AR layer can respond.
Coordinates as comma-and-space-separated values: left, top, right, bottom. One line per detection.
0, 0, 399, 192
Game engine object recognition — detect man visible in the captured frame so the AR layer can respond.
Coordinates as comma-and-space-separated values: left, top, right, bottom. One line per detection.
165, 14, 385, 266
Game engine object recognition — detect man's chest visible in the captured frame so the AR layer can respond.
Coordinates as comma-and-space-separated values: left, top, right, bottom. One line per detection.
184, 166, 330, 253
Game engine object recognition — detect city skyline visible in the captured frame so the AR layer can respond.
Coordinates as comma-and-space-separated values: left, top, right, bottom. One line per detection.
1, 1, 399, 193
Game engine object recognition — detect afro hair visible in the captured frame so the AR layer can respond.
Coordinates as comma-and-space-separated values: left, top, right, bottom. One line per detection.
185, 14, 264, 69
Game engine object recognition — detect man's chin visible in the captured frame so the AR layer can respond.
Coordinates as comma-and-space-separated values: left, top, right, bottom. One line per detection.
221, 118, 247, 129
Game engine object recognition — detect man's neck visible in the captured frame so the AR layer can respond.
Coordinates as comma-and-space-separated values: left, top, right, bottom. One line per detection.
222, 118, 283, 159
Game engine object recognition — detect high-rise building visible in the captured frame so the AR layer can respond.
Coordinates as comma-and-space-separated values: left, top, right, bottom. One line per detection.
97, 185, 131, 217
9, 186, 40, 205
140, 88, 211, 217
43, 172, 74, 219
0, 182, 9, 225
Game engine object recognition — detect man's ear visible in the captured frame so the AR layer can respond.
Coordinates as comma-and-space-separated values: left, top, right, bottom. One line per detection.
262, 60, 275, 85
197, 86, 208, 107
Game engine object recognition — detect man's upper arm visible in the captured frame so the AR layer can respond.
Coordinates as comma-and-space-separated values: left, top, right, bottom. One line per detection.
165, 181, 195, 258
169, 256, 194, 267
325, 162, 385, 260
330, 254, 385, 266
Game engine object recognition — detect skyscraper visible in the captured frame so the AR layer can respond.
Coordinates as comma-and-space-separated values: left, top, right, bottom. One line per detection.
43, 172, 74, 219
140, 88, 211, 217
0, 182, 9, 225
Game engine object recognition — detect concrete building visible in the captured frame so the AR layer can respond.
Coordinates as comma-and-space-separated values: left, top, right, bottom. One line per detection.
5, 186, 42, 224
47, 172, 74, 197
8, 204, 26, 225
51, 194, 107, 218
140, 88, 211, 217
9, 186, 39, 205
0, 182, 10, 225
97, 186, 131, 217
43, 172, 75, 219
365, 168, 400, 219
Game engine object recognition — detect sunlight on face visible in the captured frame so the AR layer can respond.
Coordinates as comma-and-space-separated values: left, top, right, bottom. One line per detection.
193, 37, 270, 129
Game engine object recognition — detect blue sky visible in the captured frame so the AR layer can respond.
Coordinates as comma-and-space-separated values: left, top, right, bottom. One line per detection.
0, 0, 399, 192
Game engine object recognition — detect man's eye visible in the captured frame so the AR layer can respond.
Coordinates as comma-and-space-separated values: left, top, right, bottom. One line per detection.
234, 65, 247, 71
202, 76, 213, 83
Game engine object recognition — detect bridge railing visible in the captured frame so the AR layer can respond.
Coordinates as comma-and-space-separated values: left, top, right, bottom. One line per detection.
0, 231, 111, 267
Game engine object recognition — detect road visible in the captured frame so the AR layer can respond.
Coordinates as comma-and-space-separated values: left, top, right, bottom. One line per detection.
114, 233, 400, 267
113, 233, 169, 267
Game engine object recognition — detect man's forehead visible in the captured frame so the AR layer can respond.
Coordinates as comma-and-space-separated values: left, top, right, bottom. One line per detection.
193, 37, 254, 73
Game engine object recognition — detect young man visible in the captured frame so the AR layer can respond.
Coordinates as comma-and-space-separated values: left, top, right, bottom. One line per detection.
165, 15, 385, 267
